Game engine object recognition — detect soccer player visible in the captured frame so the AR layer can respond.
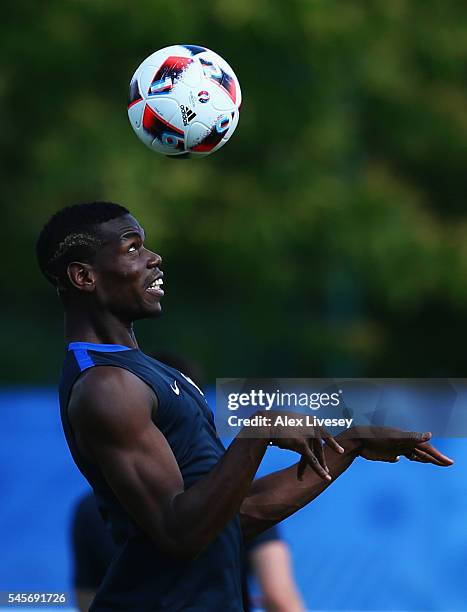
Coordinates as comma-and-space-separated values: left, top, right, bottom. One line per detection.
36, 202, 453, 611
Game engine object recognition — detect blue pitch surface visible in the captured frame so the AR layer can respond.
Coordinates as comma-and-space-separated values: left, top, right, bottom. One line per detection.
0, 388, 466, 611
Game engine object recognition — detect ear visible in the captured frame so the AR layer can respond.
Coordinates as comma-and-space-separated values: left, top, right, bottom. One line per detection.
67, 261, 96, 293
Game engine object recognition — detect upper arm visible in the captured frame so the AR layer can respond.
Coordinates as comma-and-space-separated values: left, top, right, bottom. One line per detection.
68, 367, 185, 555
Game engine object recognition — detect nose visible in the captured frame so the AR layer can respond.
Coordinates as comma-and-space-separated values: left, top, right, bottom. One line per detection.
147, 250, 162, 269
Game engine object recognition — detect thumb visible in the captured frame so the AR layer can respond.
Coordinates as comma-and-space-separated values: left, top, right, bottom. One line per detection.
418, 431, 432, 442
406, 431, 432, 442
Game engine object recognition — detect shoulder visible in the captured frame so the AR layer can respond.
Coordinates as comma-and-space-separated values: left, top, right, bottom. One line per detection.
72, 365, 155, 407
69, 366, 157, 443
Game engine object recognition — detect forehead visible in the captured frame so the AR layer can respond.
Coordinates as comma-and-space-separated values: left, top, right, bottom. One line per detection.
98, 214, 145, 243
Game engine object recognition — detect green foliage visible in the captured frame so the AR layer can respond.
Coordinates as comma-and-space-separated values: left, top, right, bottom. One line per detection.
2, 0, 467, 382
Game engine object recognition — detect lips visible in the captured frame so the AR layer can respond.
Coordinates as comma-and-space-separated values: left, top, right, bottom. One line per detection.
145, 272, 164, 296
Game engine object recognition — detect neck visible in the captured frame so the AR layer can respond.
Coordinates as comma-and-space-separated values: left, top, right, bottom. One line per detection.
64, 304, 139, 349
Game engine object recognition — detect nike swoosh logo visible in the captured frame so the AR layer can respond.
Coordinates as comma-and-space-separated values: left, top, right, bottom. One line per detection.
170, 380, 180, 396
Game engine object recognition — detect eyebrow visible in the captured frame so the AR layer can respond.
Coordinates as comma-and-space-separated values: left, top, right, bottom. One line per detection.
120, 229, 146, 241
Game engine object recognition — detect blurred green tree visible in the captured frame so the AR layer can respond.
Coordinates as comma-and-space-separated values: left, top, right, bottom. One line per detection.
2, 0, 466, 383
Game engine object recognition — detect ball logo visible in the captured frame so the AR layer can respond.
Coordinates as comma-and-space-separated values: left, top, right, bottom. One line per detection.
198, 90, 210, 103
180, 104, 197, 126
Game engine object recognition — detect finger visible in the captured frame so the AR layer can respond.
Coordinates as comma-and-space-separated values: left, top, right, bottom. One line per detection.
405, 447, 445, 465
297, 455, 308, 480
396, 431, 432, 443
413, 431, 432, 442
415, 442, 454, 466
321, 432, 345, 454
410, 446, 454, 466
313, 437, 328, 473
300, 442, 331, 481
405, 449, 430, 464
406, 448, 443, 465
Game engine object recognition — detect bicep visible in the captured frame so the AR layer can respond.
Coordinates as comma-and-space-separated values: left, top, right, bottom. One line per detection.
69, 368, 184, 549
94, 420, 184, 537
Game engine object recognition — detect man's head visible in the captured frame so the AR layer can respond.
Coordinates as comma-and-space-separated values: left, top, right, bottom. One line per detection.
36, 201, 164, 320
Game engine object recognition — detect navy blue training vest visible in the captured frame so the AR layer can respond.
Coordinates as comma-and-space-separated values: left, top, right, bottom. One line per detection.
59, 342, 244, 611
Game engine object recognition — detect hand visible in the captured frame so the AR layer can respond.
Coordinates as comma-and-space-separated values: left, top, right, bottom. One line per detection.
266, 411, 345, 481
348, 427, 454, 466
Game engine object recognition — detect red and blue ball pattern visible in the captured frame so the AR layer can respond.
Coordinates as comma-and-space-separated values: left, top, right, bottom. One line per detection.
128, 45, 241, 157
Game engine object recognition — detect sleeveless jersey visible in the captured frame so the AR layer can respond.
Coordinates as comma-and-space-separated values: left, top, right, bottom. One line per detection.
59, 342, 244, 611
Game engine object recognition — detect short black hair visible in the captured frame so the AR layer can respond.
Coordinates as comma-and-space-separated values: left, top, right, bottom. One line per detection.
36, 201, 129, 287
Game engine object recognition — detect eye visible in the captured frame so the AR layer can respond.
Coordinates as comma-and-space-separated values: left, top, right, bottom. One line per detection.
128, 244, 138, 253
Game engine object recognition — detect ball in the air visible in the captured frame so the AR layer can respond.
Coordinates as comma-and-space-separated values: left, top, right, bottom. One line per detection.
128, 44, 241, 157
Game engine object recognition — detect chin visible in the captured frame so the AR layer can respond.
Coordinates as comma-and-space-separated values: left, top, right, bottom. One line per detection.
139, 304, 163, 319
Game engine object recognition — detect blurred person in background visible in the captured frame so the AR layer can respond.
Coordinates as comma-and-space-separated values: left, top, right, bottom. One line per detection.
72, 492, 304, 612
244, 526, 305, 612
72, 492, 115, 612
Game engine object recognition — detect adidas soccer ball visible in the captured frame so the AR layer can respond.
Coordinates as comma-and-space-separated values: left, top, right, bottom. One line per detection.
128, 44, 241, 157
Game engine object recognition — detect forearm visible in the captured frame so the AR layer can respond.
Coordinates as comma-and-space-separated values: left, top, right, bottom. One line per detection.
240, 435, 361, 541
169, 435, 269, 557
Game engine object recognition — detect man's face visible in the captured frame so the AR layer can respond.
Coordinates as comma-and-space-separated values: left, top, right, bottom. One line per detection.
90, 214, 164, 320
